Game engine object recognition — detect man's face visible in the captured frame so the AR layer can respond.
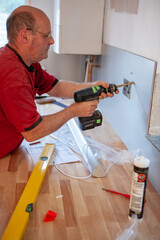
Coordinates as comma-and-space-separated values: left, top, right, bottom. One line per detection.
29, 17, 54, 63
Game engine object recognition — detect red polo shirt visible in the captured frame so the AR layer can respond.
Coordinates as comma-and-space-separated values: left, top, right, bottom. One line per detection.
0, 45, 58, 158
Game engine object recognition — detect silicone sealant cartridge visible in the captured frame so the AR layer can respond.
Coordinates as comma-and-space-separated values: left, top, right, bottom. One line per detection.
129, 156, 150, 220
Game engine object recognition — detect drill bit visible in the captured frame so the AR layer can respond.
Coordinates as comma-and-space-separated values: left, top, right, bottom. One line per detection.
117, 81, 135, 88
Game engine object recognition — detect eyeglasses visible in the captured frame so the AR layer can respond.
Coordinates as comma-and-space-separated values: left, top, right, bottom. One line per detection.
26, 28, 52, 40
36, 30, 52, 40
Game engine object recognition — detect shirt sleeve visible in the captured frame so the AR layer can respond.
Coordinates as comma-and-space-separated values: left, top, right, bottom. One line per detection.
1, 64, 58, 133
1, 79, 41, 133
34, 63, 59, 95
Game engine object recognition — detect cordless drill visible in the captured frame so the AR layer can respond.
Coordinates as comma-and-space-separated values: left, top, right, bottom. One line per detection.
74, 84, 117, 130
74, 82, 135, 130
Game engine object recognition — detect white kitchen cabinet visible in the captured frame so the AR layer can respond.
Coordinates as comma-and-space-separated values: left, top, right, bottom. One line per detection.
53, 0, 104, 54
103, 0, 160, 66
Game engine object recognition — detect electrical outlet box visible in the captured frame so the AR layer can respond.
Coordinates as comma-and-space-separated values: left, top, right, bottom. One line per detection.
123, 79, 132, 99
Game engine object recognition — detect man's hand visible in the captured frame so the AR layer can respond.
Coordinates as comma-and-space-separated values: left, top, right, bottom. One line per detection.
70, 100, 99, 117
93, 81, 119, 99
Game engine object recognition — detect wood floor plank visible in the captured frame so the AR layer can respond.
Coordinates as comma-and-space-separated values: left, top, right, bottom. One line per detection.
60, 180, 77, 227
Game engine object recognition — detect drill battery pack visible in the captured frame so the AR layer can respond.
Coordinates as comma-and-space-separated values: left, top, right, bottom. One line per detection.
78, 110, 102, 131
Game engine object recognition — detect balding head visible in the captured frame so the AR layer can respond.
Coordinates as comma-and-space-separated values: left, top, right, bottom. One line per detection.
6, 5, 49, 44
11, 5, 47, 15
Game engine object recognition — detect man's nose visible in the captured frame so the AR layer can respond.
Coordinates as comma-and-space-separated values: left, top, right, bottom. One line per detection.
48, 36, 55, 45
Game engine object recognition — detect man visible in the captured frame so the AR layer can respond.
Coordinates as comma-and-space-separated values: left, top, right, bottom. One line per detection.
0, 5, 118, 159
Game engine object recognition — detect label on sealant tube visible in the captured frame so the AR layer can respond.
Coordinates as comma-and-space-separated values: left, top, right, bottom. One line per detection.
129, 156, 150, 220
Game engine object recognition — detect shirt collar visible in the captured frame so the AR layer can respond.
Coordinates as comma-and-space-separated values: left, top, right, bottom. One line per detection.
6, 44, 35, 73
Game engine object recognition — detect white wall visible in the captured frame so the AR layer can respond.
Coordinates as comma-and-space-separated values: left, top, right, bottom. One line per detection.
30, 0, 86, 82
94, 45, 160, 193
98, 0, 160, 193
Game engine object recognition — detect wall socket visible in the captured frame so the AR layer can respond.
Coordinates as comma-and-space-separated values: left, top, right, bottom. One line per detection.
123, 79, 132, 99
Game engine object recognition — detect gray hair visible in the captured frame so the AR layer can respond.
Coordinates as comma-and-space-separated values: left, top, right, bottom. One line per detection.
6, 11, 36, 43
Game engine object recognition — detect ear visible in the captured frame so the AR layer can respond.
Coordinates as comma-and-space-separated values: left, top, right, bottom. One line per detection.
18, 29, 30, 43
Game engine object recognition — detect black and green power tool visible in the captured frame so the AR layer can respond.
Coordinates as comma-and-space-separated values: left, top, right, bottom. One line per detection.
74, 84, 117, 131
74, 82, 135, 130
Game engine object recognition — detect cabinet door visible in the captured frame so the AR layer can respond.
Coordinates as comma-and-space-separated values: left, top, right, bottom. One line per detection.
103, 0, 160, 62
53, 0, 104, 54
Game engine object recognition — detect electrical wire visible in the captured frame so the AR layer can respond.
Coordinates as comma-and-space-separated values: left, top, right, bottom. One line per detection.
105, 161, 119, 175
54, 164, 92, 180
50, 134, 92, 180
50, 135, 123, 180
